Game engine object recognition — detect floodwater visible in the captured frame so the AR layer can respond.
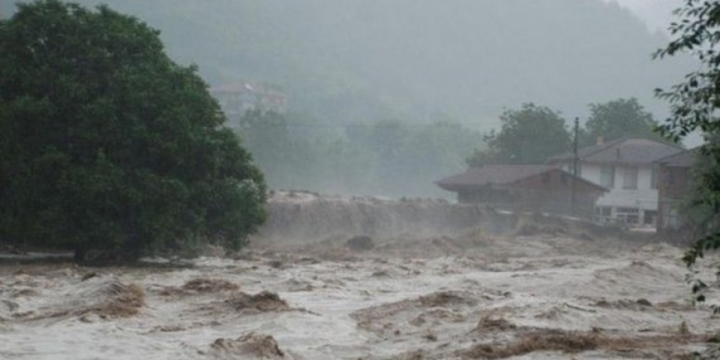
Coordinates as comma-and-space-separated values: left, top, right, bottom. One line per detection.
0, 230, 716, 359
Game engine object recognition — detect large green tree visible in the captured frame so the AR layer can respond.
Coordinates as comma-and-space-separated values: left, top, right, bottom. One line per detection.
582, 97, 664, 145
467, 103, 571, 166
0, 0, 266, 260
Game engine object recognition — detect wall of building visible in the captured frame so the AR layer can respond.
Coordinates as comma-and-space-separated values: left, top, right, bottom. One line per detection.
657, 165, 692, 231
594, 165, 657, 210
456, 170, 604, 219
557, 161, 659, 226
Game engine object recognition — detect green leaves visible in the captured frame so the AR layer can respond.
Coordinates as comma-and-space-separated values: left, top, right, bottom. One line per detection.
583, 98, 666, 145
656, 1, 720, 326
468, 103, 571, 166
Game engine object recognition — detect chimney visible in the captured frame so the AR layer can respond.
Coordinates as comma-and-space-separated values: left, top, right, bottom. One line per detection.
596, 136, 604, 146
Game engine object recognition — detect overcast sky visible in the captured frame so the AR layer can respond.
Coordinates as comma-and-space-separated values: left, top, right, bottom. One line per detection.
607, 0, 681, 34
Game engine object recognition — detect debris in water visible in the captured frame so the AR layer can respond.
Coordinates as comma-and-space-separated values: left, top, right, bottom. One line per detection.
346, 236, 374, 251
226, 291, 289, 312
267, 260, 284, 269
418, 291, 475, 307
81, 272, 98, 281
679, 321, 690, 336
474, 313, 517, 332
462, 330, 598, 359
210, 332, 285, 359
425, 331, 438, 342
87, 280, 145, 318
10, 288, 38, 298
183, 278, 239, 293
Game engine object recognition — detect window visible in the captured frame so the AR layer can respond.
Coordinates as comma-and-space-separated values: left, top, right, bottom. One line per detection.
596, 206, 611, 216
644, 210, 657, 225
623, 167, 638, 189
651, 167, 658, 189
595, 206, 613, 223
617, 207, 639, 224
600, 166, 615, 188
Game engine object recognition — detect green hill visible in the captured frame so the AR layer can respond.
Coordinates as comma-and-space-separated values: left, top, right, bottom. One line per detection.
5, 0, 693, 127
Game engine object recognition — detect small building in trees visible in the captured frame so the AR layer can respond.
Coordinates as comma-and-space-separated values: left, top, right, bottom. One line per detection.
654, 148, 699, 233
436, 165, 607, 218
210, 81, 287, 123
547, 138, 683, 228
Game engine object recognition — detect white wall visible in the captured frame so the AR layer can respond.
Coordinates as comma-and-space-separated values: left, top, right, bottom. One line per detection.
560, 162, 658, 211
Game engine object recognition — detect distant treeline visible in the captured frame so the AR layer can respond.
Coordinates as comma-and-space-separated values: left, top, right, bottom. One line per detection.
238, 97, 666, 198
234, 110, 482, 198
7, 0, 694, 126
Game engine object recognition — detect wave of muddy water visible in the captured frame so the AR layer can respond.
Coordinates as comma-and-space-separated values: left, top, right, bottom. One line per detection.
0, 192, 717, 359
0, 235, 715, 359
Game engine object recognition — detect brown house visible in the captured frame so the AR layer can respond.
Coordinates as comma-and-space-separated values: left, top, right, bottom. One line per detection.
436, 165, 607, 218
655, 148, 699, 232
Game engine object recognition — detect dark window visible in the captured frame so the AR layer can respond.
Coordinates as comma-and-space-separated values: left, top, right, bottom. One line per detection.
623, 167, 638, 189
600, 166, 615, 188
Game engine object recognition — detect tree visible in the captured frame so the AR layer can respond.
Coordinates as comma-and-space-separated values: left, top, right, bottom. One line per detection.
0, 0, 267, 261
237, 109, 321, 190
582, 98, 664, 145
467, 103, 571, 166
654, 0, 720, 312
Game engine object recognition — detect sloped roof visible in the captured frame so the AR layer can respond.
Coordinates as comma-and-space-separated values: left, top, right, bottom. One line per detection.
436, 165, 606, 192
548, 138, 682, 165
211, 81, 285, 97
211, 82, 255, 93
654, 147, 700, 167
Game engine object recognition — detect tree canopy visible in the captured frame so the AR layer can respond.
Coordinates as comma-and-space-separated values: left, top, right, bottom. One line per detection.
582, 98, 664, 145
0, 0, 266, 260
467, 103, 571, 166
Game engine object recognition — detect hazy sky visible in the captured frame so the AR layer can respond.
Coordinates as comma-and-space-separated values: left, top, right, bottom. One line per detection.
608, 0, 681, 33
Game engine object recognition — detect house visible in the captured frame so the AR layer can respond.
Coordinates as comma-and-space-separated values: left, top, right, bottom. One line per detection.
654, 148, 700, 232
547, 138, 683, 227
210, 81, 287, 122
436, 165, 607, 218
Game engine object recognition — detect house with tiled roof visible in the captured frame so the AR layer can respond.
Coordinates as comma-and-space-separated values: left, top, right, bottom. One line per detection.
436, 165, 607, 218
548, 138, 683, 227
210, 81, 287, 123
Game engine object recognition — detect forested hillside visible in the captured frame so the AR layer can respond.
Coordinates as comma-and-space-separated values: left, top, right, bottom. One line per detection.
1, 0, 694, 197
4, 0, 692, 126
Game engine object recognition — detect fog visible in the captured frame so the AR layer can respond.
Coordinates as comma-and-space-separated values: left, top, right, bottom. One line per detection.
2, 3, 717, 357
2, 0, 697, 197
607, 0, 682, 34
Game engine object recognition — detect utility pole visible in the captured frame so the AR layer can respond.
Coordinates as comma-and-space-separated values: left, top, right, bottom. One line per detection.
571, 117, 579, 216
